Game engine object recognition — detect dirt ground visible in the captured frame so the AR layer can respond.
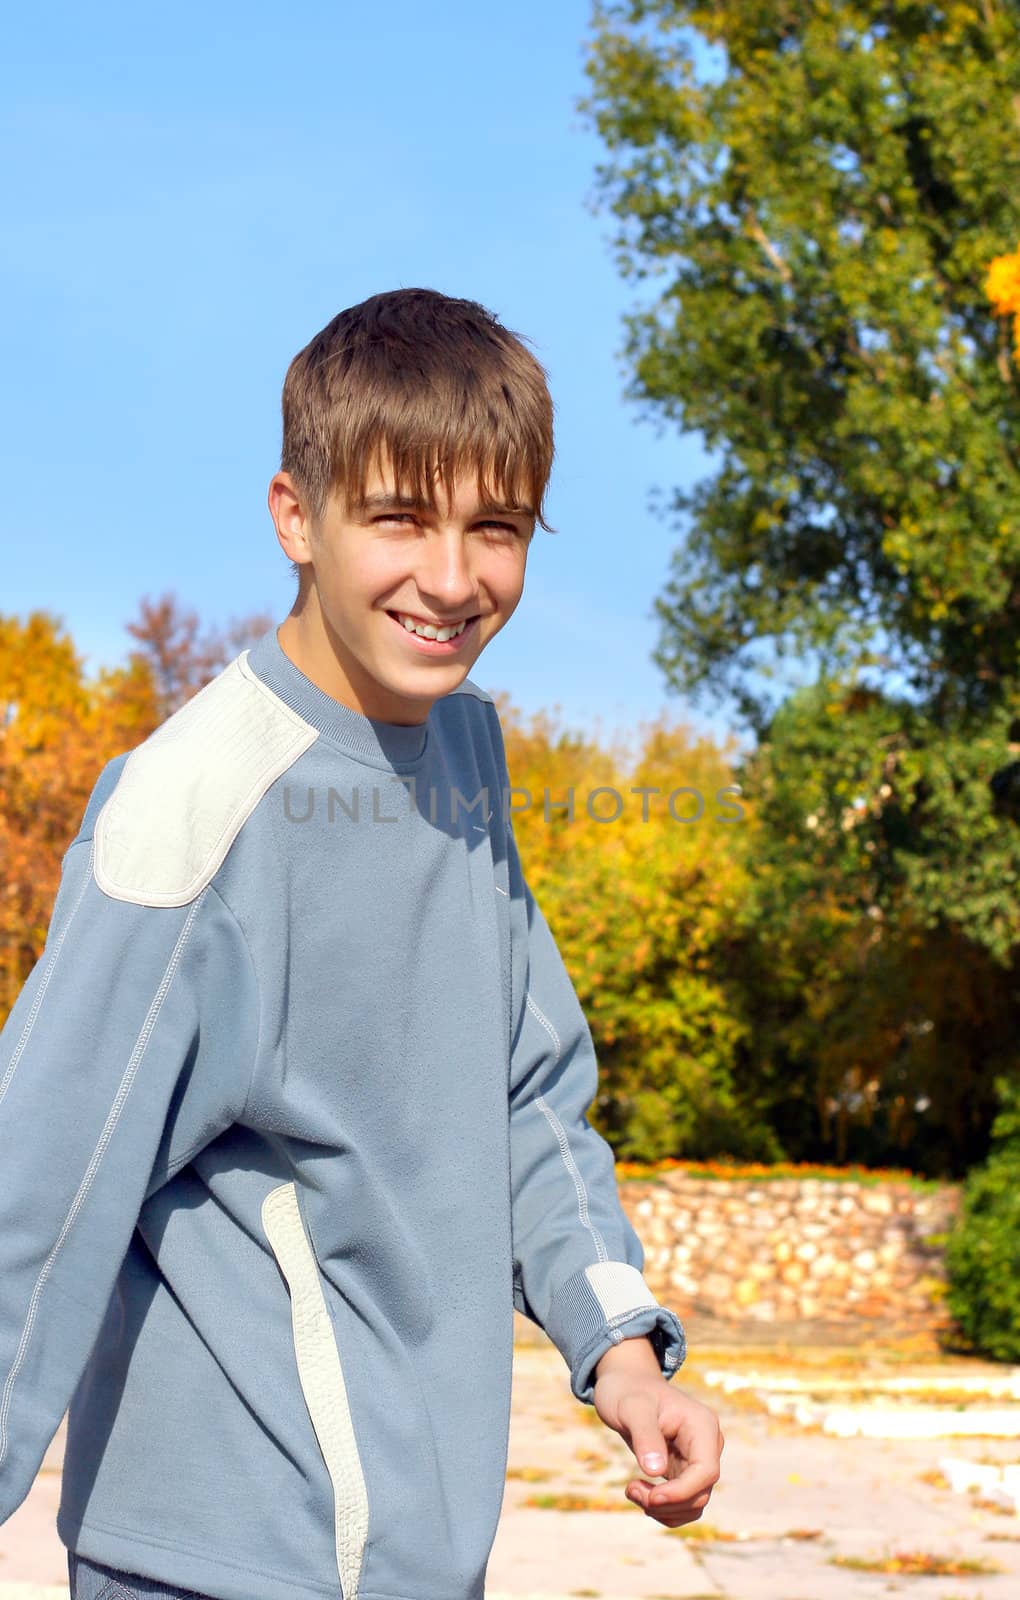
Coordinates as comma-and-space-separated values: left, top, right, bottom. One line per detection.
3, 1328, 1020, 1600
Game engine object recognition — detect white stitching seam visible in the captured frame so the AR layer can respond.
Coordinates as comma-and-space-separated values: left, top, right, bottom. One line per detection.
526, 992, 608, 1264
526, 992, 561, 1061
0, 888, 208, 1469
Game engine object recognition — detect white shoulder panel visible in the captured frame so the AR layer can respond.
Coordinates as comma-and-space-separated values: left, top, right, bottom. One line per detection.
94, 652, 319, 907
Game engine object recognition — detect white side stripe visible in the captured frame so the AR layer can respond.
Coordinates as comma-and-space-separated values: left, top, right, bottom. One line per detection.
262, 1182, 369, 1600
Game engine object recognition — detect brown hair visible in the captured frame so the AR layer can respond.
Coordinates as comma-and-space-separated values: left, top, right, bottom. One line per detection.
280, 288, 556, 578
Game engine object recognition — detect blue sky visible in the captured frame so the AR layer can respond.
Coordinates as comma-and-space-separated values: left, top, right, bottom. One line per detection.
2, 0, 748, 754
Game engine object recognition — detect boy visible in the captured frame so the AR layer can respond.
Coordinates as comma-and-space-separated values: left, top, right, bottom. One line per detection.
0, 289, 723, 1600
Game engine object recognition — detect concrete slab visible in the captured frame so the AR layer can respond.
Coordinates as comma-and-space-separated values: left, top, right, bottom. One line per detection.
0, 1587, 690, 1600
705, 1362, 1020, 1436
707, 1367, 1020, 1397
5, 1342, 1020, 1599
0, 1588, 69, 1600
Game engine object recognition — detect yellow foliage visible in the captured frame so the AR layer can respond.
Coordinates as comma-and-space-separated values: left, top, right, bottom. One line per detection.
985, 247, 1020, 360
0, 613, 161, 1023
1, 601, 273, 1027
986, 250, 1020, 317
498, 699, 754, 1157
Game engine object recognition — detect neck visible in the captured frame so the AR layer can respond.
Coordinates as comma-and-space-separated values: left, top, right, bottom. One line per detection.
277, 595, 430, 727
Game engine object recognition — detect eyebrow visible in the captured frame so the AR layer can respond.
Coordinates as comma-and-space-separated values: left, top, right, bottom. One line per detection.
353, 492, 536, 520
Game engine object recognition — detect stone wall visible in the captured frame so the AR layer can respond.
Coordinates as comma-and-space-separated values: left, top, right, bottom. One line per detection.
619, 1171, 961, 1345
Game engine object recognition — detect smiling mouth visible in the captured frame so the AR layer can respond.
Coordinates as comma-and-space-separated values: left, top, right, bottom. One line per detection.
388, 611, 480, 642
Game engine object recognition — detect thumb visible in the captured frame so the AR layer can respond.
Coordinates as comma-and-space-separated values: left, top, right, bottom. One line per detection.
637, 1442, 667, 1475
623, 1400, 668, 1476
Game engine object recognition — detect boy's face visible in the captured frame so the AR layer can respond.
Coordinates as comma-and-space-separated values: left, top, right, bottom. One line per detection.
271, 461, 536, 724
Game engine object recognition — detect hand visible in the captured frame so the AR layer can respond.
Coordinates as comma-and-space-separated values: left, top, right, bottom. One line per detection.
592, 1357, 724, 1528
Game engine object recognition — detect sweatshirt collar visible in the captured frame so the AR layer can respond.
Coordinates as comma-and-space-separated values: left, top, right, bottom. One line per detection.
243, 625, 429, 767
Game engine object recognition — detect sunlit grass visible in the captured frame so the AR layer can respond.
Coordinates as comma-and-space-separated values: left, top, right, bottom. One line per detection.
522, 1492, 632, 1512
663, 1521, 742, 1541
917, 1468, 951, 1488
830, 1551, 1003, 1576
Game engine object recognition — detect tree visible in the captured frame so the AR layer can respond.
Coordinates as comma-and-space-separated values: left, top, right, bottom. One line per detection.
583, 0, 1020, 732
732, 676, 1018, 1173
125, 593, 275, 719
945, 1076, 1020, 1359
0, 613, 159, 1022
1, 600, 273, 1029
501, 698, 773, 1159
582, 2, 1020, 1164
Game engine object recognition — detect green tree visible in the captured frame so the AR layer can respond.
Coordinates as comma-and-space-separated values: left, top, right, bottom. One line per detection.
734, 677, 1018, 1173
945, 1075, 1020, 1359
583, 0, 1020, 731
583, 1, 1020, 1168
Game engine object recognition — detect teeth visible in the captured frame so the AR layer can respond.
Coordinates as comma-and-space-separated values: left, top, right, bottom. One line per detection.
397, 614, 468, 642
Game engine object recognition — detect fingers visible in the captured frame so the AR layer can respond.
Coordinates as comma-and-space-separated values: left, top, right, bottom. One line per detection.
665, 1393, 724, 1463
642, 1458, 720, 1511
611, 1386, 725, 1527
628, 1406, 723, 1524
655, 1451, 721, 1504
627, 1479, 715, 1526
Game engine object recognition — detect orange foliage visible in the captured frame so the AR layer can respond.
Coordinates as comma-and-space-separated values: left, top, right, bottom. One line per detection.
0, 612, 160, 1019
986, 247, 1020, 359
497, 699, 758, 1159
1, 599, 274, 1025
614, 1156, 929, 1184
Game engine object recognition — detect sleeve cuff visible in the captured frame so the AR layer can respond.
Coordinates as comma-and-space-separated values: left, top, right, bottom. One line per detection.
543, 1261, 687, 1405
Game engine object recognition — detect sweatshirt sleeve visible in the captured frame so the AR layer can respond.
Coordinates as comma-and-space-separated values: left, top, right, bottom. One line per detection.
0, 761, 259, 1524
505, 822, 686, 1406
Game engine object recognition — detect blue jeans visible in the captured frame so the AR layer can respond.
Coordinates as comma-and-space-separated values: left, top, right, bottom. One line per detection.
68, 1551, 220, 1600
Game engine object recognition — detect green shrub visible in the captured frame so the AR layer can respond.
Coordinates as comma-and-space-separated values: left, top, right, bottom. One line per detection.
945, 1079, 1020, 1361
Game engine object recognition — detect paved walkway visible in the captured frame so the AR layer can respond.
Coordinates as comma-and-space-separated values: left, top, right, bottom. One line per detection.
3, 1338, 1020, 1598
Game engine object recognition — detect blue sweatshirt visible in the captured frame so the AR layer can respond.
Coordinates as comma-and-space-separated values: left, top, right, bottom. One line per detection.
0, 625, 685, 1600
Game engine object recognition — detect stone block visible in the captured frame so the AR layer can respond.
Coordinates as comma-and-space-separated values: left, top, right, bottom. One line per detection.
809, 1252, 838, 1279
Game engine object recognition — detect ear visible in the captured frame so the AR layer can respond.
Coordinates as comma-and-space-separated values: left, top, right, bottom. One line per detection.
268, 472, 316, 572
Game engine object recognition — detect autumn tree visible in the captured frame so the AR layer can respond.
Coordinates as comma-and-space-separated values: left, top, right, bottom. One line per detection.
125, 593, 274, 718
0, 613, 159, 1022
1, 599, 274, 1029
501, 698, 771, 1159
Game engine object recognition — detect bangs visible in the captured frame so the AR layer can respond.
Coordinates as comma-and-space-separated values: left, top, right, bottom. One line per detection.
281, 288, 555, 539
330, 411, 551, 529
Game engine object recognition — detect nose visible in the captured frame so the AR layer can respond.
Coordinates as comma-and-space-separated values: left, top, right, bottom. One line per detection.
415, 528, 479, 614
